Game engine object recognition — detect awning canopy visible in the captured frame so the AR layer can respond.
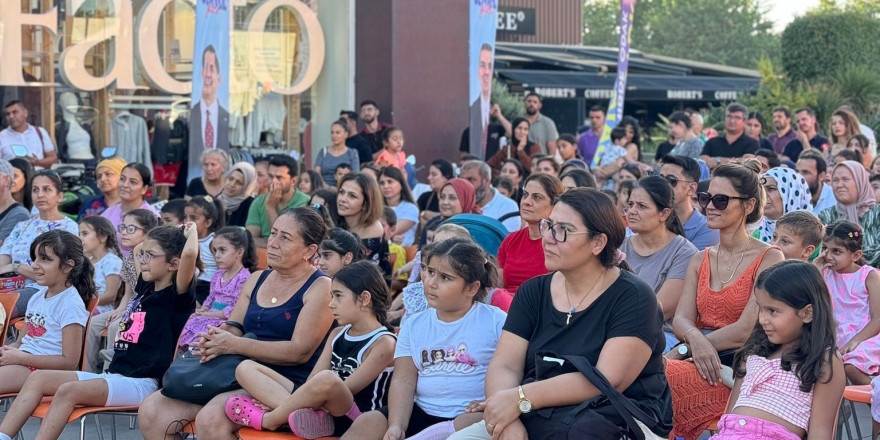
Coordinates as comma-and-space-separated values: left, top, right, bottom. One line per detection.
497, 69, 761, 102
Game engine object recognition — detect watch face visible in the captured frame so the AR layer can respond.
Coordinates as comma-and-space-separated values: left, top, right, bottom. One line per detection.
519, 400, 532, 413
678, 345, 688, 355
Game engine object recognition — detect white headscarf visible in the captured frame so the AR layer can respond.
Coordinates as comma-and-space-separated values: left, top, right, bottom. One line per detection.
757, 167, 813, 243
218, 162, 256, 213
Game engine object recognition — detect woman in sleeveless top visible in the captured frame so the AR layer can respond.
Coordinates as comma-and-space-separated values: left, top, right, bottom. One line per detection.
138, 207, 335, 440
664, 163, 784, 440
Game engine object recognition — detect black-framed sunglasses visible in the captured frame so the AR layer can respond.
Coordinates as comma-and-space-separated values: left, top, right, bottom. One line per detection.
538, 219, 594, 243
696, 192, 750, 211
659, 174, 694, 188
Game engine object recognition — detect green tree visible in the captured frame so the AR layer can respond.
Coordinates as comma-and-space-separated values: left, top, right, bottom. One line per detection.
582, 0, 780, 69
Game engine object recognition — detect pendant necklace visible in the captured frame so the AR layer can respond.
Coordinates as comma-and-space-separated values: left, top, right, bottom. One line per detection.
564, 268, 607, 325
715, 238, 751, 287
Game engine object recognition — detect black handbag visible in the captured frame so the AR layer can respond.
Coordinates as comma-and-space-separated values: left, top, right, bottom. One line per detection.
160, 333, 255, 405
521, 351, 671, 440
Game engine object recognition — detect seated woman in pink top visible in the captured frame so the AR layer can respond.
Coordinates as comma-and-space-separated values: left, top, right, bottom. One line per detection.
100, 163, 159, 256
497, 173, 563, 293
710, 260, 843, 440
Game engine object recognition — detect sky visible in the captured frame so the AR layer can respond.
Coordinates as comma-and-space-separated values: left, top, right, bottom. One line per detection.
767, 0, 825, 31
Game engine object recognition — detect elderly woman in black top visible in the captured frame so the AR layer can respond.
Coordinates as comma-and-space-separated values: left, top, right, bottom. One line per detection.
449, 188, 672, 440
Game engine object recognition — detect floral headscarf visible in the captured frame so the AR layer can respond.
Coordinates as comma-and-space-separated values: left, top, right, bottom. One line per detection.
757, 167, 812, 243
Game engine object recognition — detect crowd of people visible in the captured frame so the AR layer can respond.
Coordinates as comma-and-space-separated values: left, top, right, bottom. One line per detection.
0, 96, 878, 440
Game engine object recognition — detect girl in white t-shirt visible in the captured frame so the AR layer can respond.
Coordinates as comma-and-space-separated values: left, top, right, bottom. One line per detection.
185, 196, 224, 305
341, 239, 507, 440
0, 230, 94, 394
79, 216, 123, 315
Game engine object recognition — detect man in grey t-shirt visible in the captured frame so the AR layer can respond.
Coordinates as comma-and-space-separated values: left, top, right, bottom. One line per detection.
522, 93, 559, 156
0, 159, 30, 246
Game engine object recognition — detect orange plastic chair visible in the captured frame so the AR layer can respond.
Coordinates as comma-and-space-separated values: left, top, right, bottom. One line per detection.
841, 384, 871, 440
257, 248, 269, 270
404, 245, 418, 263
31, 403, 139, 440
0, 292, 20, 348
237, 428, 338, 440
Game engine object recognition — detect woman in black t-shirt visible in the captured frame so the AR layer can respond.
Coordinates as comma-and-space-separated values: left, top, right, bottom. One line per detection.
449, 188, 673, 440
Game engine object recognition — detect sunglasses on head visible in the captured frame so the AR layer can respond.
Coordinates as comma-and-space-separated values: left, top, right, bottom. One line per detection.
696, 192, 750, 211
659, 174, 694, 188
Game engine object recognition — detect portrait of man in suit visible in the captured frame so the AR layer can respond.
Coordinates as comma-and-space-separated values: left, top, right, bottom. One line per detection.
469, 42, 493, 157
189, 44, 230, 178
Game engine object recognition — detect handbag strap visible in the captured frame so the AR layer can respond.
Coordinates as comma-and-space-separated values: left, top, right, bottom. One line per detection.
560, 355, 662, 440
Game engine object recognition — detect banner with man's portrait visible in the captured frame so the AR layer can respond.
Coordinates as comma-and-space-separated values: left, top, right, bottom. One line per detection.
189, 0, 231, 181
469, 0, 498, 160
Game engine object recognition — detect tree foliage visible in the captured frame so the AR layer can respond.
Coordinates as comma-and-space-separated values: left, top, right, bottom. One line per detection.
781, 10, 880, 83
582, 0, 780, 69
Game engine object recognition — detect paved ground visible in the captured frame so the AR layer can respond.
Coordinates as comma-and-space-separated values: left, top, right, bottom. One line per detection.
0, 400, 875, 439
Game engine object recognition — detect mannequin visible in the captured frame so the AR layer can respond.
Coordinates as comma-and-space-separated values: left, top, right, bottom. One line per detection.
57, 92, 95, 161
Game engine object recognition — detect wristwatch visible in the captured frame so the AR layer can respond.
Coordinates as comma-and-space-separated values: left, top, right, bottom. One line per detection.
517, 385, 533, 413
678, 344, 690, 357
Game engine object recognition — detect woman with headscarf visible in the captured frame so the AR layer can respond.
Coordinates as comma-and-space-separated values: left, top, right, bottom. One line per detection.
819, 160, 880, 266
419, 178, 481, 246
755, 167, 813, 243
218, 162, 257, 227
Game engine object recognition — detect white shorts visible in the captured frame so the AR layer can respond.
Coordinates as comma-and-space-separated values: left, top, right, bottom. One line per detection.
75, 372, 159, 407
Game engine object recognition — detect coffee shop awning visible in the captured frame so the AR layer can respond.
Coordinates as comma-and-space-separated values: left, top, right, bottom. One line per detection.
496, 69, 761, 102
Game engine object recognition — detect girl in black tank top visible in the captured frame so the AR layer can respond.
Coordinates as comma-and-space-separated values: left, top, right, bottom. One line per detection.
224, 261, 396, 437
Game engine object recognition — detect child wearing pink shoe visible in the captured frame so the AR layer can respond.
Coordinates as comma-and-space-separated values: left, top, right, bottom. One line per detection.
708, 261, 844, 440
224, 261, 396, 438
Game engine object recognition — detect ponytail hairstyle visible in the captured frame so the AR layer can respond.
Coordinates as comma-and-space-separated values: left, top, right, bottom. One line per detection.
146, 225, 203, 273
735, 260, 837, 392
712, 161, 765, 224
214, 227, 258, 272
320, 228, 365, 262
124, 208, 160, 232
426, 238, 498, 303
30, 230, 96, 307
186, 195, 225, 233
633, 175, 685, 237
823, 220, 866, 265
554, 188, 630, 271
334, 260, 393, 332
80, 215, 122, 257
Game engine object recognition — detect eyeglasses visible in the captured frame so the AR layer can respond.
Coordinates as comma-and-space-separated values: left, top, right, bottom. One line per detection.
696, 192, 751, 211
136, 251, 166, 264
538, 219, 593, 243
659, 174, 694, 188
117, 224, 146, 235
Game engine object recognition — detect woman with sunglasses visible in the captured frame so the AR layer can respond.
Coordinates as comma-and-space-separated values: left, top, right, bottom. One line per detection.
0, 170, 80, 317
620, 176, 697, 353
100, 163, 159, 256
449, 188, 673, 440
664, 161, 784, 440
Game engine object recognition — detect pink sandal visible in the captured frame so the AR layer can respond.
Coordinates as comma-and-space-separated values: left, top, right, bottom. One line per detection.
224, 395, 266, 430
289, 408, 335, 439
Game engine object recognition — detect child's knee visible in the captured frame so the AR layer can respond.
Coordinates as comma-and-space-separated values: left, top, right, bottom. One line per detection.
311, 370, 343, 392
235, 359, 259, 381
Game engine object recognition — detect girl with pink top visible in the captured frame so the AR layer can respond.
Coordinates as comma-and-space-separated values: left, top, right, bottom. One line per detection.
816, 220, 880, 386
712, 260, 844, 439
177, 227, 257, 349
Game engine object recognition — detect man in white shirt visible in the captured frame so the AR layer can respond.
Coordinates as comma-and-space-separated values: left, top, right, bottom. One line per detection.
460, 160, 521, 232
796, 150, 836, 215
0, 101, 57, 169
